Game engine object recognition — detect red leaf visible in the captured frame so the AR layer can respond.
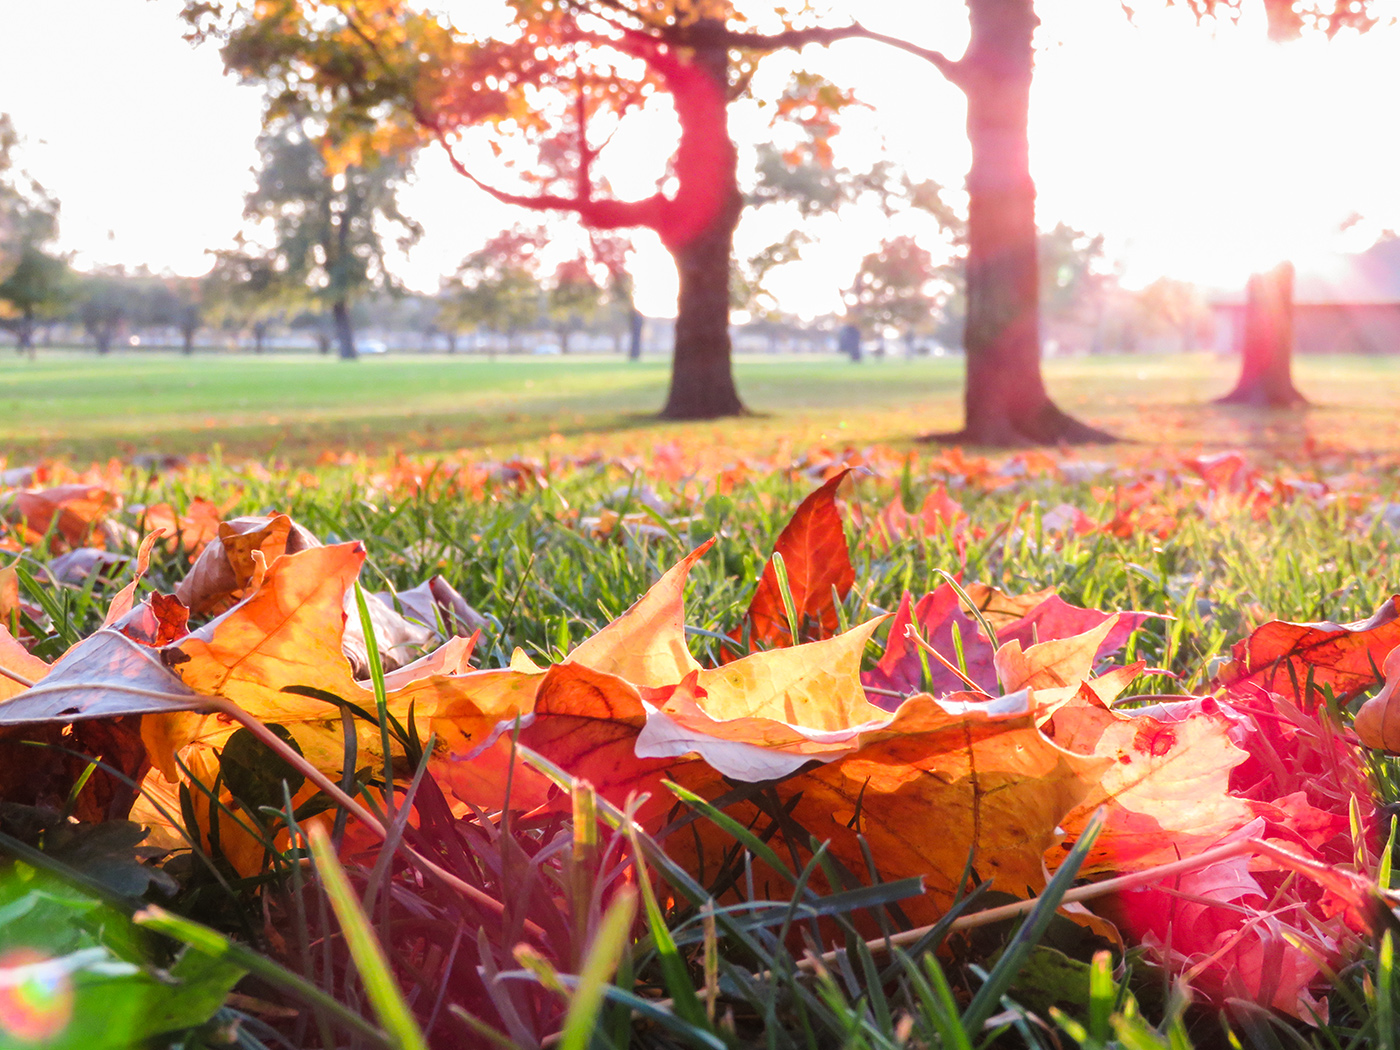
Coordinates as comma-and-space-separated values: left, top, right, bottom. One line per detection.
728, 470, 854, 656
862, 584, 1153, 704
1212, 596, 1400, 708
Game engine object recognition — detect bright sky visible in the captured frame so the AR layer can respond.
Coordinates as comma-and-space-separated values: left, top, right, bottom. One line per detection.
1, 0, 1398, 318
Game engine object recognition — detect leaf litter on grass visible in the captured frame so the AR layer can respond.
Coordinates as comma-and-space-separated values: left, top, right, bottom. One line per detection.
0, 440, 1398, 1040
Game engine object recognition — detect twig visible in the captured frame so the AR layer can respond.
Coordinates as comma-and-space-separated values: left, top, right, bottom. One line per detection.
0, 665, 36, 689
798, 835, 1367, 973
904, 623, 981, 692
0, 674, 543, 944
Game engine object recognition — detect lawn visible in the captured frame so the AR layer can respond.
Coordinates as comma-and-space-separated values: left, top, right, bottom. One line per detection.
4, 349, 1400, 461
3, 350, 1400, 1048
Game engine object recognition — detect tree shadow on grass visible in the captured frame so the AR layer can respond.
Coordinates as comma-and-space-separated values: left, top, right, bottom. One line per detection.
5, 408, 714, 466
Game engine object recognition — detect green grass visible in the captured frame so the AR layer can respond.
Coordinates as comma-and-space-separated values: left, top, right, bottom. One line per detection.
5, 349, 1400, 462
7, 352, 1400, 1047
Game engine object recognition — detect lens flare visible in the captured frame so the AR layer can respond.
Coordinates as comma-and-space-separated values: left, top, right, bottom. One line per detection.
0, 948, 75, 1044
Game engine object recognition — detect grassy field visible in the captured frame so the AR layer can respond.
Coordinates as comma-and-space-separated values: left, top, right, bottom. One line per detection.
4, 349, 1400, 462
6, 348, 1400, 1048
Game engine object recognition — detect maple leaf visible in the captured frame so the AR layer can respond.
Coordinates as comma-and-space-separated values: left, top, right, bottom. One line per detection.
863, 583, 1153, 703
152, 543, 506, 776
696, 618, 886, 729
136, 498, 225, 559
1212, 595, 1400, 709
567, 541, 710, 686
174, 513, 323, 616
868, 486, 964, 548
0, 624, 48, 703
373, 576, 488, 639
517, 668, 1103, 923
726, 470, 855, 657
1044, 692, 1256, 874
1184, 450, 1256, 494
100, 530, 166, 629
1117, 819, 1346, 1022
1354, 645, 1400, 751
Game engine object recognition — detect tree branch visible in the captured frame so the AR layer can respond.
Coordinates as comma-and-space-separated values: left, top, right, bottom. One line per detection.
671, 21, 965, 87
435, 136, 668, 232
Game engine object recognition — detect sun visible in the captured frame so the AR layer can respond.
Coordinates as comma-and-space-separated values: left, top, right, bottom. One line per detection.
1031, 2, 1400, 292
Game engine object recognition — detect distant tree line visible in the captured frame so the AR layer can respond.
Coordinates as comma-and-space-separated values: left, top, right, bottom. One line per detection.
0, 99, 1210, 367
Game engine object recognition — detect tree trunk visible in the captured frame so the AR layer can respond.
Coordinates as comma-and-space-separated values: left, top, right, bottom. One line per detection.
925, 0, 1112, 446
253, 323, 266, 354
446, 331, 457, 354
658, 31, 746, 420
181, 325, 196, 356
628, 308, 643, 361
333, 299, 357, 360
1216, 261, 1306, 407
16, 307, 33, 358
661, 207, 746, 418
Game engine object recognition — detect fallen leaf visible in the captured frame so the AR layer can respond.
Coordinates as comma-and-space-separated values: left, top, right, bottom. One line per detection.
698, 618, 886, 729
0, 624, 48, 702
174, 514, 321, 616
1045, 693, 1255, 874
567, 542, 710, 687
341, 589, 439, 674
1212, 596, 1400, 708
524, 680, 1102, 923
1, 485, 119, 552
730, 471, 855, 655
374, 576, 488, 638
102, 531, 166, 628
863, 585, 1153, 703
137, 498, 224, 559
1354, 647, 1400, 751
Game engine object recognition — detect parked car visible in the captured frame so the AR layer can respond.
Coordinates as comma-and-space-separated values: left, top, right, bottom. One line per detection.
358, 340, 388, 355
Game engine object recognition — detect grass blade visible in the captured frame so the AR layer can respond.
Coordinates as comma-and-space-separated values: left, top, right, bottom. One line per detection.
306, 823, 429, 1050
558, 888, 638, 1050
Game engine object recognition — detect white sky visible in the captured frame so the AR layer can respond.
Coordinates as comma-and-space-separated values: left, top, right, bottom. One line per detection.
1, 0, 1398, 318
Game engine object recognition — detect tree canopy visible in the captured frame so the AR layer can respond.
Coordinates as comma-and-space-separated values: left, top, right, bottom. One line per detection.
0, 114, 69, 354
240, 112, 422, 358
180, 0, 886, 416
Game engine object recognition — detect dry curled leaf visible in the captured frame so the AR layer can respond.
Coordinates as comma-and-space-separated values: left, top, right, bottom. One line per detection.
174, 514, 322, 616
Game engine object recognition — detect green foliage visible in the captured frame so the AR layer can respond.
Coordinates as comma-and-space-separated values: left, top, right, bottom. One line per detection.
0, 867, 243, 1049
439, 226, 548, 348
218, 726, 307, 817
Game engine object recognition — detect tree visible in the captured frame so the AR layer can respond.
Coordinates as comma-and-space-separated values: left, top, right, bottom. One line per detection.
0, 247, 70, 358
0, 115, 69, 356
843, 235, 943, 352
74, 267, 132, 355
242, 113, 422, 359
179, 0, 878, 418
184, 0, 1378, 435
204, 248, 289, 353
850, 0, 1381, 442
734, 231, 812, 323
1216, 261, 1307, 406
439, 227, 546, 354
1135, 276, 1211, 353
142, 275, 207, 356
0, 114, 22, 284
589, 232, 644, 360
545, 256, 604, 354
